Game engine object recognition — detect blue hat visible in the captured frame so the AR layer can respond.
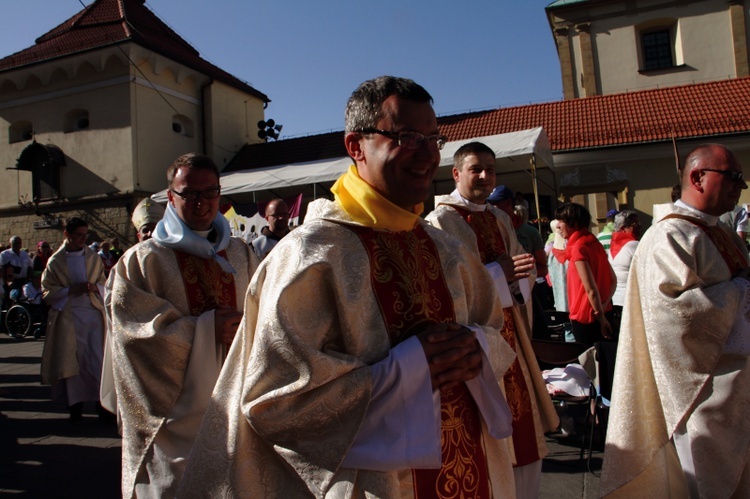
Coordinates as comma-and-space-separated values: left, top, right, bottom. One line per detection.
606, 209, 618, 218
487, 185, 514, 204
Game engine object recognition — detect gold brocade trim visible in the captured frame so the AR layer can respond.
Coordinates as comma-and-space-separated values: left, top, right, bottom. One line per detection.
499, 309, 539, 466
453, 207, 507, 265
174, 250, 237, 316
346, 224, 491, 499
426, 384, 490, 499
349, 225, 447, 345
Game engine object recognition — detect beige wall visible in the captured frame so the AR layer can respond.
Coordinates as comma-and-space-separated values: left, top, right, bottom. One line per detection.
549, 0, 748, 97
204, 81, 267, 171
0, 43, 268, 210
0, 54, 135, 208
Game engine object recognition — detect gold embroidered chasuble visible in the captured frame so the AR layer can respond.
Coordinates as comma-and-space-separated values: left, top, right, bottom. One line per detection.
41, 245, 106, 385
601, 203, 750, 498
348, 224, 491, 498
177, 197, 516, 498
426, 197, 559, 467
106, 238, 257, 498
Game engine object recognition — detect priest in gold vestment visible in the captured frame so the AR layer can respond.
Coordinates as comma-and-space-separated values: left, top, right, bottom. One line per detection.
179, 77, 518, 498
104, 153, 259, 498
426, 141, 559, 499
601, 144, 750, 498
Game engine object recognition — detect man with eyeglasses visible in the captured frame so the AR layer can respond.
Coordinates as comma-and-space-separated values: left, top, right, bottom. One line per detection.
104, 152, 259, 498
602, 143, 750, 497
251, 198, 291, 260
426, 141, 558, 499
40, 217, 110, 423
180, 76, 516, 498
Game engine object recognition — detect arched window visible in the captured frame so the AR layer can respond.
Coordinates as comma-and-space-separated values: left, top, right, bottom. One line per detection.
9, 120, 33, 144
172, 115, 193, 137
64, 109, 90, 133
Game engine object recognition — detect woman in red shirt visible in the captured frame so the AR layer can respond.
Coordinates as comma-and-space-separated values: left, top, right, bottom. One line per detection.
552, 203, 616, 346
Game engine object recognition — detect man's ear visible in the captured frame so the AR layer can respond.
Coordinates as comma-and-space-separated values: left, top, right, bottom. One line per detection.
166, 189, 175, 207
452, 166, 460, 184
689, 169, 704, 193
344, 132, 365, 162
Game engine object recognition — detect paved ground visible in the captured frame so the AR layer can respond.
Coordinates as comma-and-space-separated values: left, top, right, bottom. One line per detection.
1, 335, 602, 498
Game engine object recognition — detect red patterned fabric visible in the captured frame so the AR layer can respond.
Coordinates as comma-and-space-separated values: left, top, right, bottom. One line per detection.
349, 224, 491, 499
453, 206, 540, 466
173, 249, 237, 316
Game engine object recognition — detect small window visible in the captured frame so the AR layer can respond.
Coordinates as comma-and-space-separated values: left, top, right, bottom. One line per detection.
172, 115, 193, 137
642, 30, 674, 70
9, 120, 33, 144
64, 109, 90, 133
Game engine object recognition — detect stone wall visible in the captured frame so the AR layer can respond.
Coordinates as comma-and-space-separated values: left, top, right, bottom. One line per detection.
0, 196, 140, 253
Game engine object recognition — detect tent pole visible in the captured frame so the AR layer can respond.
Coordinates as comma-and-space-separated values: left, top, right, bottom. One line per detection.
530, 156, 542, 233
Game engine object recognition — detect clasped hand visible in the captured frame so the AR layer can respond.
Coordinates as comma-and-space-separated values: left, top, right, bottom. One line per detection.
417, 323, 483, 392
214, 308, 243, 346
70, 282, 97, 295
497, 253, 535, 282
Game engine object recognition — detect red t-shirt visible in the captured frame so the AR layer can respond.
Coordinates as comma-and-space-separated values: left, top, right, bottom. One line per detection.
554, 229, 613, 324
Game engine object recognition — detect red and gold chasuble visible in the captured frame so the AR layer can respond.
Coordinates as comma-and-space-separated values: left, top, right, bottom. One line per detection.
173, 249, 237, 315
348, 224, 491, 499
453, 207, 540, 467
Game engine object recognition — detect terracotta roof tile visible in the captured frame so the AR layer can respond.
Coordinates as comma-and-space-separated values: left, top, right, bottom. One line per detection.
225, 77, 750, 172
0, 0, 268, 102
439, 77, 750, 151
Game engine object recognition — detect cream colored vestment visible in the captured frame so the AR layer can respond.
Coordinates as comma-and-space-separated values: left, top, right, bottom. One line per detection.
426, 197, 559, 466
105, 238, 257, 498
178, 198, 517, 498
601, 203, 750, 498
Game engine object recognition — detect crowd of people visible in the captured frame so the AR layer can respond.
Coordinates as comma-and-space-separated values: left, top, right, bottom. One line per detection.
3, 75, 749, 498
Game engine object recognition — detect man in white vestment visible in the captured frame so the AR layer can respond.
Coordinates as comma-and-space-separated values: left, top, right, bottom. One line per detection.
40, 217, 108, 423
105, 153, 259, 498
601, 143, 750, 497
426, 141, 559, 499
179, 76, 517, 498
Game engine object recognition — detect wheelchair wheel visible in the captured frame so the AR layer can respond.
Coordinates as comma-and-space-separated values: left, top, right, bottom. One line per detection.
5, 305, 32, 338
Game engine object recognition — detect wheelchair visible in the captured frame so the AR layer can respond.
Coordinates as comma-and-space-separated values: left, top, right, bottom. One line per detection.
4, 290, 46, 340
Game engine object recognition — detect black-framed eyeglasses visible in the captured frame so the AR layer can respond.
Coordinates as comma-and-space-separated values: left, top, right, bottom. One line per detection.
358, 129, 447, 151
699, 169, 745, 183
170, 188, 221, 202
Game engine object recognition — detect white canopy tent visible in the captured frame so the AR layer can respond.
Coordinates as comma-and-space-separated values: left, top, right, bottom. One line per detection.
152, 127, 554, 209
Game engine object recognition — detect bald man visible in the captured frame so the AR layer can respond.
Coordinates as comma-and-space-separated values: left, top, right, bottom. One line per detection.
251, 198, 291, 260
602, 144, 750, 497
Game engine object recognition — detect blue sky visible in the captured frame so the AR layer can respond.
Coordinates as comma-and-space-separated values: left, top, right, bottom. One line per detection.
0, 0, 563, 139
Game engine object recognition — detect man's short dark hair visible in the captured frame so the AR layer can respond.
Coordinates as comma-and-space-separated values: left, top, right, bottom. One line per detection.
554, 202, 592, 230
614, 210, 638, 231
345, 76, 433, 133
453, 142, 496, 171
65, 217, 88, 234
167, 153, 219, 188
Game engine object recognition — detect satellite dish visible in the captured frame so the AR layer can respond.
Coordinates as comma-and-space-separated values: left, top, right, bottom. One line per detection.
257, 120, 266, 129
258, 129, 267, 139
266, 119, 275, 128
